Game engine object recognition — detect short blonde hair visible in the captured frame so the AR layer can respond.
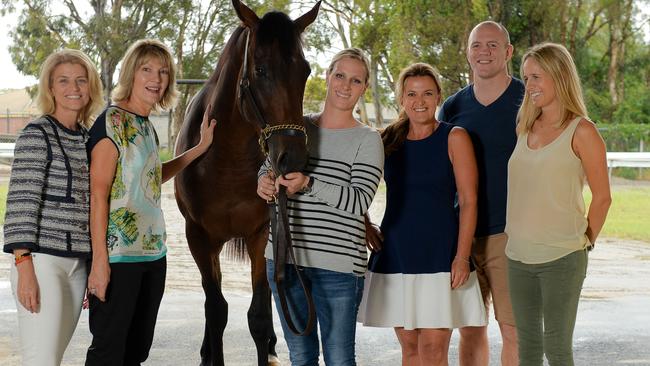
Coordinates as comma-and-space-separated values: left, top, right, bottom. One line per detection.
112, 39, 178, 112
517, 42, 588, 135
327, 48, 371, 84
36, 49, 104, 128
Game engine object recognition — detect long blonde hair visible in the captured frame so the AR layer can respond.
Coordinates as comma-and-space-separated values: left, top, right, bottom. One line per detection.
516, 42, 587, 135
37, 49, 104, 128
382, 62, 442, 156
112, 39, 179, 112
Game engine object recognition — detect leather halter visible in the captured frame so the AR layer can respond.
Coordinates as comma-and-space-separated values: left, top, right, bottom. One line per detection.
239, 28, 308, 157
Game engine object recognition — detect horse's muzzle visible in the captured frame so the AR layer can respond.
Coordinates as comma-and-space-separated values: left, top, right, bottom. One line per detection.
273, 144, 309, 176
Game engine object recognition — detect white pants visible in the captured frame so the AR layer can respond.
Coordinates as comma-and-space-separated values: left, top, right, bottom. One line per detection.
10, 253, 87, 366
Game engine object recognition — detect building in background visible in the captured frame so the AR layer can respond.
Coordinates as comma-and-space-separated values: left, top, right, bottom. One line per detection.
0, 89, 38, 138
0, 88, 169, 147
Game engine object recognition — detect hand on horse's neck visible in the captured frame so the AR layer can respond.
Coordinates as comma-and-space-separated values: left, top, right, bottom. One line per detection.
317, 109, 359, 129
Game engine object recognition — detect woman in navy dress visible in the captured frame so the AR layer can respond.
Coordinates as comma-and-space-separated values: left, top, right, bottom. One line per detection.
358, 63, 486, 365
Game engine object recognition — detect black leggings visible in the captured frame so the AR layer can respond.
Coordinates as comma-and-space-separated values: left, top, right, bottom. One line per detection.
85, 256, 166, 366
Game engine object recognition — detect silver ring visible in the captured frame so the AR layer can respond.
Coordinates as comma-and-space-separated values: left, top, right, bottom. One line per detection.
90, 288, 97, 294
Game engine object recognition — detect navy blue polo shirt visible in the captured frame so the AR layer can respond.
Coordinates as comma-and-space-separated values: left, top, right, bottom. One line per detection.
438, 78, 525, 237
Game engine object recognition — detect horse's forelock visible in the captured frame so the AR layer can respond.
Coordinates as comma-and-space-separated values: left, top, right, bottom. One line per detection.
256, 11, 302, 56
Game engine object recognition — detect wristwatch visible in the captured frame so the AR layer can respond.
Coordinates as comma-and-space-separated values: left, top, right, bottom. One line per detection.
301, 176, 314, 194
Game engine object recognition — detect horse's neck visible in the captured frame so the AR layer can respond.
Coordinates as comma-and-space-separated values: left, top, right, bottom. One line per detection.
207, 94, 262, 166
206, 27, 263, 165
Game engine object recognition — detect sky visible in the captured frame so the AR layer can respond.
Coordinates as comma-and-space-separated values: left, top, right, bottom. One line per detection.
1, 2, 649, 91
0, 8, 37, 89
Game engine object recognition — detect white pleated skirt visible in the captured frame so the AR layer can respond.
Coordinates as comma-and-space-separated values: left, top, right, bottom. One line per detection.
358, 271, 487, 330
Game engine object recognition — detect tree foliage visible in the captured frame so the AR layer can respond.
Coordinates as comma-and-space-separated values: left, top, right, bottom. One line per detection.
296, 0, 649, 128
3, 0, 649, 135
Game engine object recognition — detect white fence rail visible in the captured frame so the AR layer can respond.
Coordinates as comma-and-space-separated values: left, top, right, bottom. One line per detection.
0, 143, 15, 159
0, 143, 649, 174
606, 152, 650, 168
606, 152, 650, 179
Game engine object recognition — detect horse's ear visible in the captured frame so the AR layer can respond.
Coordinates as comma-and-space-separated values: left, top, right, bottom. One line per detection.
232, 0, 259, 27
294, 1, 321, 33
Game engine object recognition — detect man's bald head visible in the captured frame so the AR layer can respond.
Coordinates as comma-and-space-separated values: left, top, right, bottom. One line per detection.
466, 21, 513, 80
469, 21, 511, 49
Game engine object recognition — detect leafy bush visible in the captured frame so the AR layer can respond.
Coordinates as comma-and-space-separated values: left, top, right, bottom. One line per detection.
598, 123, 650, 152
159, 148, 174, 162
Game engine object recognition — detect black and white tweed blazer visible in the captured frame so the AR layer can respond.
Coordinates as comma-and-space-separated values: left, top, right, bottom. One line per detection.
3, 115, 91, 257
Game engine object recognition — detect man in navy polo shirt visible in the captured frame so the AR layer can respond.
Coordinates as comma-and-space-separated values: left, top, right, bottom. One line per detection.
438, 21, 524, 366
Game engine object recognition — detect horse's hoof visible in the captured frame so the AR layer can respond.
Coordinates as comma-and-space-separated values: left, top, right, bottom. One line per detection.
268, 354, 281, 366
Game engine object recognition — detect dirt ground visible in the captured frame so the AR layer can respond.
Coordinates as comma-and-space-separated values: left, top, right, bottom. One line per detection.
0, 179, 649, 365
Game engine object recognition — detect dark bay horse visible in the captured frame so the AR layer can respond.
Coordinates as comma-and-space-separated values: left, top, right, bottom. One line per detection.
174, 1, 320, 365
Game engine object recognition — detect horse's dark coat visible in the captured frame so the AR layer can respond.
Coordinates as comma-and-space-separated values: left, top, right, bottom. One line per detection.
174, 1, 320, 365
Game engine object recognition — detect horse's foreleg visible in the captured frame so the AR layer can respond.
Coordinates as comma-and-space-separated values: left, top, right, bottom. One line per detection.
200, 269, 228, 366
247, 226, 278, 366
186, 223, 228, 366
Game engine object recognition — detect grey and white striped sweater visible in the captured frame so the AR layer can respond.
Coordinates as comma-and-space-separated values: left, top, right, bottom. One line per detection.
261, 117, 384, 275
3, 115, 91, 257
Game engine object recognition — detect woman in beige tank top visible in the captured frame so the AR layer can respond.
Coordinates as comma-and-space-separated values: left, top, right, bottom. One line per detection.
505, 43, 611, 366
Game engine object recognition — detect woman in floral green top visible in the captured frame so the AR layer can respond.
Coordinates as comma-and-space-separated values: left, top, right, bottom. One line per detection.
85, 39, 215, 365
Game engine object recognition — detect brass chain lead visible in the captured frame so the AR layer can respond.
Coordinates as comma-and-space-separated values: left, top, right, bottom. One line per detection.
258, 124, 308, 156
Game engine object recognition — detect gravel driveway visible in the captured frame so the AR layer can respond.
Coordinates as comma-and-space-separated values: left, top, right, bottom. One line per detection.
1, 180, 649, 365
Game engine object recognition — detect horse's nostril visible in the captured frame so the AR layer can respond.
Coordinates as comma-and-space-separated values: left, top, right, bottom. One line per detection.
276, 152, 288, 175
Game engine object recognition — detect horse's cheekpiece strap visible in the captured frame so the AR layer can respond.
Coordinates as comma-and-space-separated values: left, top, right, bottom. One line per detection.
258, 124, 308, 156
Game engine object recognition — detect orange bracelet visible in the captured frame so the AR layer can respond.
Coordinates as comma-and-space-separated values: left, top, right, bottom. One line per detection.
15, 254, 32, 266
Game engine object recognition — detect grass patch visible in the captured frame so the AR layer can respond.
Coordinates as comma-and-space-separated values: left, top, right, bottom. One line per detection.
584, 186, 650, 242
159, 148, 174, 162
612, 167, 650, 181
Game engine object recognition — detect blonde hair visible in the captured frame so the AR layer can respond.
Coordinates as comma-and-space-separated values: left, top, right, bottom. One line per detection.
327, 48, 371, 84
516, 42, 587, 135
382, 62, 443, 156
112, 39, 178, 111
36, 49, 104, 128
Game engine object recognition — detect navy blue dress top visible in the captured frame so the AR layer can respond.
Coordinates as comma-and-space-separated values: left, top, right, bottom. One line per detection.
368, 122, 460, 275
359, 121, 487, 329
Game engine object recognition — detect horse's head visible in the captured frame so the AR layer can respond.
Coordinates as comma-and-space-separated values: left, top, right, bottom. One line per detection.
233, 0, 320, 176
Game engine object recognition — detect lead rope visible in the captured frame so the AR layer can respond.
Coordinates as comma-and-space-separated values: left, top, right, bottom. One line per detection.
270, 185, 316, 336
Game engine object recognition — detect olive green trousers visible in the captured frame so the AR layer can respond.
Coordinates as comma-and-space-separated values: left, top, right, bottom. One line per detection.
508, 249, 588, 366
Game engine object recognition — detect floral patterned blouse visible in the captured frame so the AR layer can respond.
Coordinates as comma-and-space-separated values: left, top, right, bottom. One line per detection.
87, 105, 166, 263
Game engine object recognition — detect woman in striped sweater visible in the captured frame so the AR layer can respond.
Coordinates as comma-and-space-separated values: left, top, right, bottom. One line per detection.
257, 48, 384, 365
3, 49, 104, 366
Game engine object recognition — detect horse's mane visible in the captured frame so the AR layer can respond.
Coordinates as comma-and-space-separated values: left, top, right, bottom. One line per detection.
257, 11, 303, 57
210, 12, 301, 84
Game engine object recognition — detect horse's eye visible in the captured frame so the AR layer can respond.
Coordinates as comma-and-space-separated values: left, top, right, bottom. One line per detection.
255, 66, 266, 77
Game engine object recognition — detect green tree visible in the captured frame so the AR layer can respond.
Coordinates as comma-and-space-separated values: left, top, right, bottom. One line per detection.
2, 0, 178, 98
161, 0, 238, 148
388, 0, 485, 93
1, 0, 242, 148
304, 63, 327, 113
4, 0, 648, 130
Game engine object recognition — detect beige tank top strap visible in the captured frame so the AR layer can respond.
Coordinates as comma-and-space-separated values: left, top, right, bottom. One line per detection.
563, 116, 582, 138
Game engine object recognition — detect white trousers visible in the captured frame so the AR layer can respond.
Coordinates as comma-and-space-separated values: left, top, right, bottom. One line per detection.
10, 253, 87, 366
